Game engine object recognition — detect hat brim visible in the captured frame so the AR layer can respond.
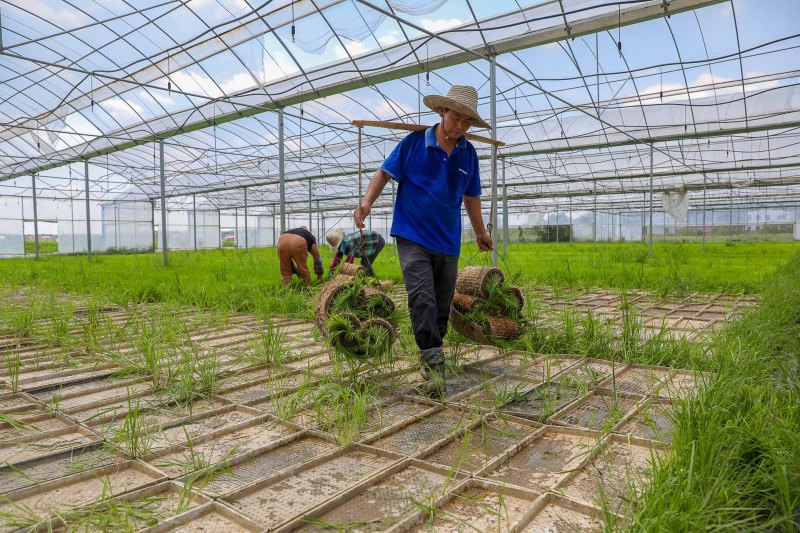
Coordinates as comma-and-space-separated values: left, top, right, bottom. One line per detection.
423, 95, 491, 130
326, 229, 344, 253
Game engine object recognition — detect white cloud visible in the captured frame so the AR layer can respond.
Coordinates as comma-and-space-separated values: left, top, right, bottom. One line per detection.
419, 17, 463, 33
263, 51, 301, 83
101, 98, 145, 122
138, 90, 175, 107
25, 0, 87, 27
221, 72, 258, 94
334, 41, 371, 60
169, 71, 224, 99
378, 31, 402, 47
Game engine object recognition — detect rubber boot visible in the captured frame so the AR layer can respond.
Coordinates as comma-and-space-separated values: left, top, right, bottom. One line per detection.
417, 347, 446, 400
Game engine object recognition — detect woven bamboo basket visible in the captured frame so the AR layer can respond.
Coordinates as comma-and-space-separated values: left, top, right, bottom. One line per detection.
360, 317, 399, 345
327, 313, 363, 354
449, 306, 490, 345
362, 287, 396, 318
317, 280, 351, 316
338, 262, 365, 277
485, 315, 521, 340
503, 287, 525, 315
455, 266, 504, 298
451, 293, 483, 314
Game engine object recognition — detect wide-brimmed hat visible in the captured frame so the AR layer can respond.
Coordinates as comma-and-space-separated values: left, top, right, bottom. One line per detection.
325, 228, 344, 253
423, 85, 490, 130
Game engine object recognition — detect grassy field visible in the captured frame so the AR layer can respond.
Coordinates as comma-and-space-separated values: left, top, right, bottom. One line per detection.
0, 242, 794, 317
0, 241, 798, 529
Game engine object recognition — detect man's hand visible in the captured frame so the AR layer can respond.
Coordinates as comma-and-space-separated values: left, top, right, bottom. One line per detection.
354, 204, 370, 229
476, 229, 494, 251
313, 258, 324, 277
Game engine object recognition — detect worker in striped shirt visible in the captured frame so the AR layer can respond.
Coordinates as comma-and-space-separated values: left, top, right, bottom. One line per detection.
325, 228, 385, 277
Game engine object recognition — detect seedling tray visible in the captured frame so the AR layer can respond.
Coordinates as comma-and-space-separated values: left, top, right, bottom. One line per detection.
277, 458, 469, 532
392, 477, 539, 532
0, 460, 165, 521
478, 424, 602, 494
555, 433, 666, 515
0, 410, 78, 439
597, 364, 672, 397
557, 358, 626, 386
514, 353, 585, 383
0, 391, 40, 414
0, 443, 119, 495
0, 425, 102, 466
363, 405, 480, 457
500, 379, 587, 422
613, 397, 677, 444
191, 430, 340, 498
516, 492, 619, 532
145, 414, 302, 479
222, 444, 404, 529
449, 373, 538, 411
141, 501, 263, 532
548, 389, 644, 432
655, 368, 714, 400
421, 413, 540, 474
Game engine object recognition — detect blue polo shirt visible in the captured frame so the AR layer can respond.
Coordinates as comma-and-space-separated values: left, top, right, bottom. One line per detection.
381, 125, 481, 256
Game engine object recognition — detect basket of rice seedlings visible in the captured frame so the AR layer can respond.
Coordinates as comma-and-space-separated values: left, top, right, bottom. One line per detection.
455, 266, 504, 298
449, 268, 526, 344
363, 287, 396, 318
326, 313, 363, 357
337, 262, 366, 277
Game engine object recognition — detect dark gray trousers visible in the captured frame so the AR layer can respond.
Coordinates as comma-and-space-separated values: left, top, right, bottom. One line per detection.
397, 237, 459, 366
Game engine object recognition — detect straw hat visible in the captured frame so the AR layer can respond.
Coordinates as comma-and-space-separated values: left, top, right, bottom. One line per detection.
325, 228, 344, 253
423, 85, 490, 130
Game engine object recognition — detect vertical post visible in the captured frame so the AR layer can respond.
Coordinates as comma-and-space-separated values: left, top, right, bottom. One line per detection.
151, 200, 156, 251
729, 185, 733, 243
278, 107, 286, 233
84, 160, 92, 261
272, 212, 276, 245
192, 193, 197, 251
648, 143, 654, 257
31, 174, 39, 258
316, 200, 320, 237
234, 208, 239, 248
244, 188, 249, 251
358, 126, 363, 208
490, 55, 498, 267
159, 139, 168, 265
641, 193, 646, 243
702, 176, 707, 249
568, 195, 573, 244
308, 178, 313, 231
217, 209, 222, 249
593, 188, 597, 247
502, 159, 509, 257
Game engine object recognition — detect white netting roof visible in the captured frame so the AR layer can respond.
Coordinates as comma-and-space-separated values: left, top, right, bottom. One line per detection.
1, 0, 800, 215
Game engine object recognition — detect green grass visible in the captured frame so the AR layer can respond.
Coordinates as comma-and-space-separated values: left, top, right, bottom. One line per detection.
629, 253, 800, 531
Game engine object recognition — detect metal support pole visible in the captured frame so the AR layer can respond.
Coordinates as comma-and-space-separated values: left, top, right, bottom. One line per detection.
308, 178, 313, 231
278, 108, 286, 233
648, 143, 654, 257
272, 212, 276, 245
217, 209, 222, 249
244, 188, 249, 251
316, 200, 320, 237
84, 160, 92, 261
729, 185, 733, 243
490, 55, 498, 267
502, 160, 508, 257
569, 195, 573, 244
641, 193, 646, 243
593, 189, 597, 247
159, 140, 168, 265
234, 208, 239, 248
702, 176, 707, 249
192, 193, 197, 251
151, 200, 156, 251
31, 174, 39, 258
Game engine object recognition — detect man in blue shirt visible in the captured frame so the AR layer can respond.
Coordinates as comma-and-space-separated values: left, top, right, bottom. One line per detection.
354, 85, 493, 397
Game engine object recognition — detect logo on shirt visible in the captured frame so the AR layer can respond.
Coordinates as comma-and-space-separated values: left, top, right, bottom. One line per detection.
458, 168, 468, 175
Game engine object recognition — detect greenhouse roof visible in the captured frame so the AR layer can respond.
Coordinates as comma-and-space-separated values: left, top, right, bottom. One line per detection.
1, 0, 799, 214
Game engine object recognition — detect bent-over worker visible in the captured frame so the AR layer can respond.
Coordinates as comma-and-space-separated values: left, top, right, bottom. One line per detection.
277, 226, 324, 288
325, 228, 386, 277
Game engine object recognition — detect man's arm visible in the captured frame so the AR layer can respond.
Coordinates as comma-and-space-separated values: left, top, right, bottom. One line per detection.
310, 243, 324, 278
464, 196, 493, 251
355, 169, 391, 228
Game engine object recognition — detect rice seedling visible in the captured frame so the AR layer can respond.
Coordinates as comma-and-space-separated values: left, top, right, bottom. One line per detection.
5, 352, 21, 392
312, 379, 377, 446
112, 391, 154, 459
248, 321, 286, 367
